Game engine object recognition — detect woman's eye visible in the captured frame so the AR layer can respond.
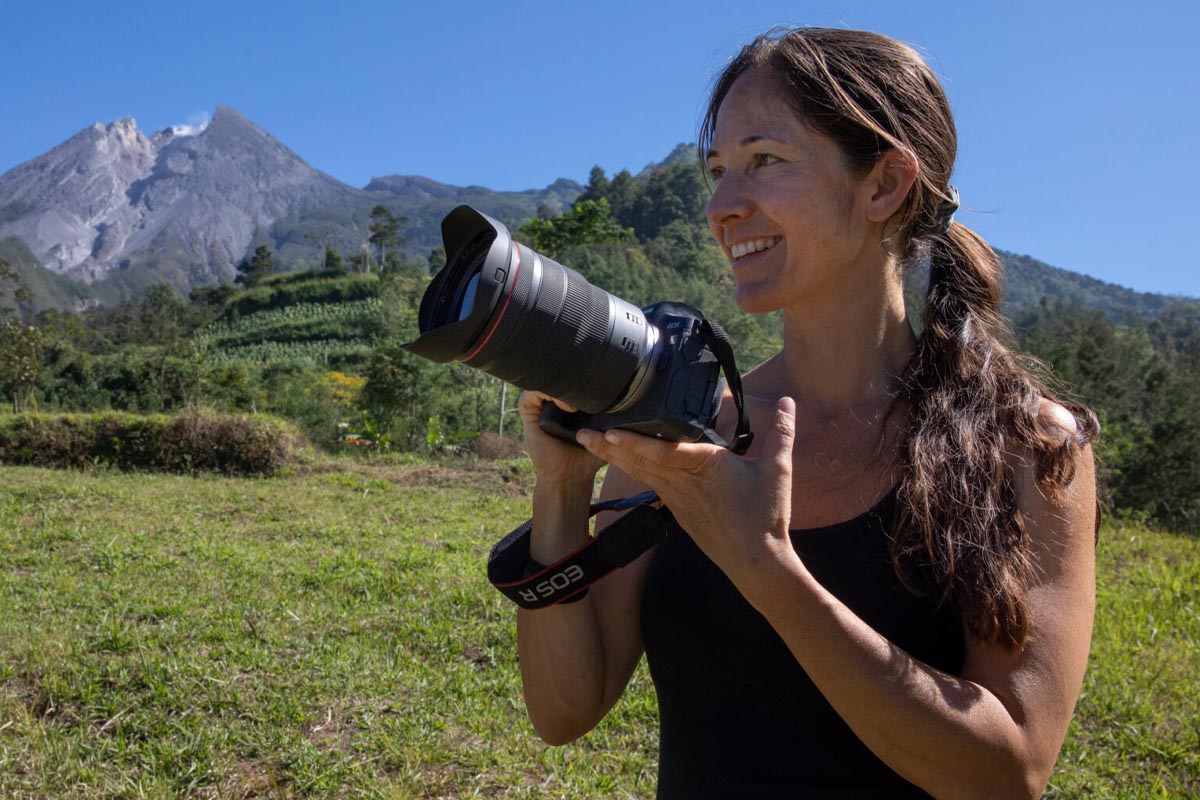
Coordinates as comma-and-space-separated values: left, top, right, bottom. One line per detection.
707, 165, 725, 180
754, 153, 781, 167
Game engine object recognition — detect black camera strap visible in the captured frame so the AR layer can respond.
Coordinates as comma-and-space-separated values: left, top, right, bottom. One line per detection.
488, 492, 672, 609
695, 319, 754, 455
487, 321, 753, 609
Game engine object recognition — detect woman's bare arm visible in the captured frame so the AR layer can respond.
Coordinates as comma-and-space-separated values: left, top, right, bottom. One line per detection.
516, 463, 655, 744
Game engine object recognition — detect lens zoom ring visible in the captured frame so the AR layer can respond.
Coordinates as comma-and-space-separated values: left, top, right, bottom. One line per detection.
532, 268, 599, 396
539, 277, 610, 400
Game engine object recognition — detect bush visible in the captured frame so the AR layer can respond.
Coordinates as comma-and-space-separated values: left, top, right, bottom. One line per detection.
0, 410, 299, 476
472, 431, 526, 460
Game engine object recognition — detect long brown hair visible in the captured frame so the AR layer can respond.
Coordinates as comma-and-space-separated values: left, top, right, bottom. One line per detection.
700, 28, 1099, 649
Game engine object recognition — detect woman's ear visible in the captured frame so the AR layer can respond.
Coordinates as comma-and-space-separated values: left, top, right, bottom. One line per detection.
864, 148, 918, 225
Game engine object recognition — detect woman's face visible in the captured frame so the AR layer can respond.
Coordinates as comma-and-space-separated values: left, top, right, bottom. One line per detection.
705, 69, 878, 315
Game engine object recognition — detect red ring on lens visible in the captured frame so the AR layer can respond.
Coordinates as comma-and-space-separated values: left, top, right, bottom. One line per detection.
463, 243, 521, 364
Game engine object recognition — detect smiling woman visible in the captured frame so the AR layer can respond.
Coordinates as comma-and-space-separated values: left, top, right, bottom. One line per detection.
512, 26, 1100, 800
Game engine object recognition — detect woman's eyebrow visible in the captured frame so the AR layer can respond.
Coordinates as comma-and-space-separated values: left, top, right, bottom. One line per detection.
706, 135, 782, 161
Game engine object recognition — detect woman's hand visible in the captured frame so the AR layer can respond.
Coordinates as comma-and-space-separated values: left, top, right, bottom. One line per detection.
517, 390, 605, 490
576, 397, 799, 585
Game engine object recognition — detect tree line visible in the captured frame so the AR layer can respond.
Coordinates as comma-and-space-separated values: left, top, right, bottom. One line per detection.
0, 160, 1197, 534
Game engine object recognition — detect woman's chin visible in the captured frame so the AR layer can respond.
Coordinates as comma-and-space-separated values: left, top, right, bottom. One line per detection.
734, 284, 782, 315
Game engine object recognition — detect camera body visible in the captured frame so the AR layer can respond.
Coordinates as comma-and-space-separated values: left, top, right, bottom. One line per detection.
537, 301, 725, 444
402, 205, 728, 445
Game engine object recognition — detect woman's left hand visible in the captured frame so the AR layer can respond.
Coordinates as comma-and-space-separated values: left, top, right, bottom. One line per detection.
576, 397, 799, 586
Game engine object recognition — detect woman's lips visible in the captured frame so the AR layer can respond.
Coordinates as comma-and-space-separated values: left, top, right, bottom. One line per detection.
730, 236, 782, 264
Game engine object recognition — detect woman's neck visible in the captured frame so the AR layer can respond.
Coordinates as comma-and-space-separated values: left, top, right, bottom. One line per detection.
774, 268, 916, 422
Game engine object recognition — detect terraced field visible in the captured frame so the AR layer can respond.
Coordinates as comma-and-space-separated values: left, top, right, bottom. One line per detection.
195, 283, 385, 367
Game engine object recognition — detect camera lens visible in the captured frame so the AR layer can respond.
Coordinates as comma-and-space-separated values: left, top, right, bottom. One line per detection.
404, 206, 660, 415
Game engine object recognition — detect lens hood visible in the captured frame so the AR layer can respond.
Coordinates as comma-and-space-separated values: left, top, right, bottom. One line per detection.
402, 205, 518, 362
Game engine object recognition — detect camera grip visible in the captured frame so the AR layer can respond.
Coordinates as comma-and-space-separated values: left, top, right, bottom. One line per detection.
538, 403, 592, 448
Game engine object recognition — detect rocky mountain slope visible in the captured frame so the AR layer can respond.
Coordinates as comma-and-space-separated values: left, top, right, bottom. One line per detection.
0, 107, 579, 300
0, 106, 364, 289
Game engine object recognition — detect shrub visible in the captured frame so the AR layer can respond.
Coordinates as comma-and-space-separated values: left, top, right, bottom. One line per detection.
0, 410, 299, 476
472, 431, 526, 461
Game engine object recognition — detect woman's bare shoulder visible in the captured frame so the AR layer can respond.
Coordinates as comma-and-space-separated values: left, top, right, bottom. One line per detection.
1008, 397, 1098, 573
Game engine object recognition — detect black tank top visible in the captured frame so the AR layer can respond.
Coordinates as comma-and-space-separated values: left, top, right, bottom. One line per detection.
640, 489, 964, 799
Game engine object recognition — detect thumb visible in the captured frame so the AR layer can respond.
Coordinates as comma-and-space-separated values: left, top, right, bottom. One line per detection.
762, 396, 796, 468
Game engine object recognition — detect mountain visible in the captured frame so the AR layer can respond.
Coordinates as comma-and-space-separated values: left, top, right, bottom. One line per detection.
0, 106, 364, 293
999, 251, 1184, 325
356, 175, 581, 257
0, 107, 582, 301
637, 142, 697, 176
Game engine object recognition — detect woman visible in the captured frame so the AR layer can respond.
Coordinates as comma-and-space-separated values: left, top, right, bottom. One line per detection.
516, 27, 1098, 799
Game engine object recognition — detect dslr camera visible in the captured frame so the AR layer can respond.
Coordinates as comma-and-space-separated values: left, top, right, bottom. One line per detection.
403, 205, 733, 445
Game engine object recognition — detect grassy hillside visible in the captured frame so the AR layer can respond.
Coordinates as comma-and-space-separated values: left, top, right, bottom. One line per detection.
0, 236, 98, 312
0, 461, 1196, 798
193, 272, 385, 368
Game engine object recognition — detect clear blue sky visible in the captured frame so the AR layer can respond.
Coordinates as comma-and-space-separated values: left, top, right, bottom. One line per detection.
2, 0, 1196, 297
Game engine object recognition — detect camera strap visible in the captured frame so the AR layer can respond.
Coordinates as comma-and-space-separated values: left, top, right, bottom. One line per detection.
695, 319, 754, 455
488, 491, 672, 609
487, 320, 754, 609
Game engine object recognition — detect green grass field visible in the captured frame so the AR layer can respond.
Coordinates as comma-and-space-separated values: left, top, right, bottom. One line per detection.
1, 461, 1196, 798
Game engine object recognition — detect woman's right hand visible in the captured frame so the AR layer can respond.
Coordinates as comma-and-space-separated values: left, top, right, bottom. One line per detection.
518, 390, 605, 489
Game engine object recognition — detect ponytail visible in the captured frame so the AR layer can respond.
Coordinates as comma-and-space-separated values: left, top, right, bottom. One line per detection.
895, 223, 1098, 648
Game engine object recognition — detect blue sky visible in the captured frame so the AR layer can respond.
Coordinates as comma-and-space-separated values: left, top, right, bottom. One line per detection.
2, 0, 1196, 297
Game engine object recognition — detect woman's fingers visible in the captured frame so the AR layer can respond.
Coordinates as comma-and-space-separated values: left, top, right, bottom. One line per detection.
763, 397, 797, 469
577, 427, 719, 482
517, 390, 579, 415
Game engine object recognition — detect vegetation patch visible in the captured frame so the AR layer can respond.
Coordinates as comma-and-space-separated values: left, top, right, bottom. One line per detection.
0, 410, 300, 476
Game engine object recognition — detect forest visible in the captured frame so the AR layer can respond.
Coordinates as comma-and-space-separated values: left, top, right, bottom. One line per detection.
1, 160, 1197, 535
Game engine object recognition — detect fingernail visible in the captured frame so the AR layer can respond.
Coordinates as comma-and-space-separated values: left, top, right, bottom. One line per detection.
604, 430, 620, 444
576, 430, 593, 447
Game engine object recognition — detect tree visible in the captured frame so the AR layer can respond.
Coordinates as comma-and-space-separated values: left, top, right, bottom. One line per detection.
578, 166, 610, 204
323, 243, 347, 273
190, 283, 236, 310
0, 259, 32, 317
0, 319, 43, 412
369, 205, 406, 269
352, 245, 372, 274
516, 198, 633, 259
236, 245, 275, 287
140, 283, 189, 344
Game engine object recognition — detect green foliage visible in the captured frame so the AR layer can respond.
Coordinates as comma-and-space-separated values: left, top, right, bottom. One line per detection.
581, 159, 708, 240
516, 198, 633, 259
0, 319, 44, 412
1017, 302, 1200, 533
0, 257, 33, 315
0, 410, 296, 475
195, 299, 384, 351
224, 274, 379, 318
0, 237, 99, 312
1002, 251, 1186, 324
236, 245, 276, 287
322, 243, 346, 273
368, 205, 406, 268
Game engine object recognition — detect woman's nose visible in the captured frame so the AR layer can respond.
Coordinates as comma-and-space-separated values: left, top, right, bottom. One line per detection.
705, 176, 753, 235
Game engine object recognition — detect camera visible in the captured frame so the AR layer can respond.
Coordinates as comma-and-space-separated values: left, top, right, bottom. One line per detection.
402, 205, 730, 445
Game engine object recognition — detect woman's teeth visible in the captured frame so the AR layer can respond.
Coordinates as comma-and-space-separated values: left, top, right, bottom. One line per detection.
731, 237, 781, 259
